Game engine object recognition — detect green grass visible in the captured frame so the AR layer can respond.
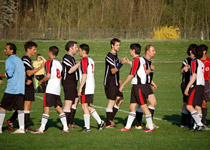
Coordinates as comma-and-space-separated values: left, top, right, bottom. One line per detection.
0, 40, 210, 150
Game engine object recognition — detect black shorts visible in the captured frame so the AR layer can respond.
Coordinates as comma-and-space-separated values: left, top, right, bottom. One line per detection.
81, 94, 94, 104
181, 82, 188, 103
0, 93, 24, 111
187, 85, 204, 107
62, 80, 78, 102
104, 86, 123, 100
43, 93, 62, 107
204, 81, 210, 102
130, 84, 151, 105
25, 85, 35, 101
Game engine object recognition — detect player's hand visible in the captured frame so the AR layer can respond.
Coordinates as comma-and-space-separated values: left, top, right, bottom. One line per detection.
184, 88, 189, 96
78, 88, 82, 96
26, 79, 32, 85
40, 56, 46, 63
151, 83, 157, 90
119, 80, 122, 86
184, 64, 190, 72
119, 85, 124, 92
151, 64, 155, 71
121, 57, 126, 64
38, 81, 42, 86
125, 57, 132, 65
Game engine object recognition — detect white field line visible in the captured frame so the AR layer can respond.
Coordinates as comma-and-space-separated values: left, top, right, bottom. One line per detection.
35, 95, 179, 124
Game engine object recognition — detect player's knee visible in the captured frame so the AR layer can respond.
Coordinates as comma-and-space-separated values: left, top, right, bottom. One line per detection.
202, 100, 207, 108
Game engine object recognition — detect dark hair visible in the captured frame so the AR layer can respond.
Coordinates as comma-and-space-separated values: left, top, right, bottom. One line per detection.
130, 43, 141, 54
194, 46, 203, 59
24, 41, 37, 52
6, 43, 17, 54
80, 44, 89, 54
36, 54, 41, 59
187, 44, 197, 56
49, 46, 59, 56
110, 38, 120, 48
200, 44, 208, 54
145, 45, 153, 53
65, 41, 77, 51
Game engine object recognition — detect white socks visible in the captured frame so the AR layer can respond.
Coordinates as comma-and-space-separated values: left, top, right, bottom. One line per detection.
145, 115, 154, 130
125, 112, 136, 129
59, 113, 68, 131
191, 111, 203, 126
84, 114, 90, 129
90, 109, 102, 124
0, 110, 6, 133
17, 110, 24, 131
39, 114, 49, 132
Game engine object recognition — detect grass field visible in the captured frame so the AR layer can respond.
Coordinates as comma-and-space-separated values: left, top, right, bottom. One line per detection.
0, 40, 210, 150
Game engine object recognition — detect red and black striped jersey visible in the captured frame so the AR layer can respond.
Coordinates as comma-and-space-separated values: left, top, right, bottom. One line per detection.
22, 55, 34, 86
104, 52, 120, 86
61, 54, 79, 81
191, 59, 205, 86
79, 57, 95, 95
200, 56, 210, 81
143, 57, 153, 84
130, 57, 147, 85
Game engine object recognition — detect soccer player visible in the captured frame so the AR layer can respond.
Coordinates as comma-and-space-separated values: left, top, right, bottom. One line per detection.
200, 44, 210, 126
61, 41, 80, 128
32, 46, 69, 133
134, 45, 158, 129
104, 38, 126, 128
0, 43, 25, 133
184, 45, 205, 131
179, 44, 197, 128
118, 43, 154, 132
6, 41, 45, 131
78, 44, 104, 132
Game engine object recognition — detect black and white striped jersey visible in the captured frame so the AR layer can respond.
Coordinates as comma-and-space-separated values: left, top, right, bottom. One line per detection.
22, 55, 34, 85
104, 51, 120, 86
61, 54, 79, 81
143, 57, 153, 84
181, 57, 195, 84
191, 59, 205, 86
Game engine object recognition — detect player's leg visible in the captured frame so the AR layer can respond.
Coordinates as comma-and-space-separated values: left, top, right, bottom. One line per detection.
69, 97, 79, 127
81, 103, 91, 131
111, 96, 124, 126
24, 101, 32, 130
88, 105, 104, 130
37, 107, 50, 133
55, 106, 69, 132
147, 94, 157, 118
202, 100, 208, 125
6, 110, 18, 131
0, 107, 6, 133
63, 100, 72, 127
17, 110, 25, 133
135, 106, 143, 129
141, 104, 154, 132
106, 99, 116, 127
186, 105, 203, 128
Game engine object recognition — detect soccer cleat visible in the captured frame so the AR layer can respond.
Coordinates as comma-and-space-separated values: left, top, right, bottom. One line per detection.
110, 120, 117, 127
98, 120, 105, 130
144, 128, 155, 133
31, 129, 45, 134
135, 125, 143, 130
105, 124, 116, 129
25, 127, 33, 132
62, 129, 69, 133
81, 127, 91, 132
118, 128, 131, 131
197, 125, 204, 131
146, 123, 159, 129
6, 120, 14, 131
12, 129, 25, 134
68, 123, 80, 129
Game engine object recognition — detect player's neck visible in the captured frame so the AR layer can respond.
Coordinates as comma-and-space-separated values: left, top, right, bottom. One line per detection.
67, 51, 74, 56
133, 54, 139, 58
111, 49, 117, 54
50, 56, 56, 59
82, 54, 88, 58
26, 52, 32, 58
145, 54, 151, 60
201, 55, 206, 60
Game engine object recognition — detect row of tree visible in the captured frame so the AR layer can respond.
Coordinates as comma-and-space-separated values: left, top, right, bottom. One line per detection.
0, 0, 209, 40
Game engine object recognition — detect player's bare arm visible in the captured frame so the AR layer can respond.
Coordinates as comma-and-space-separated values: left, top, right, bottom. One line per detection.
0, 73, 7, 78
151, 80, 157, 90
184, 73, 197, 96
38, 73, 51, 86
68, 61, 80, 74
78, 74, 87, 96
119, 74, 134, 92
180, 64, 190, 74
27, 62, 45, 77
111, 57, 126, 74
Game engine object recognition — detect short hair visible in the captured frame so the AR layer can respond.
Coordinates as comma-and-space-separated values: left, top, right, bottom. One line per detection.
49, 46, 59, 56
110, 38, 120, 48
65, 41, 77, 51
195, 46, 203, 59
6, 43, 17, 54
36, 54, 41, 59
145, 45, 153, 53
130, 43, 141, 55
24, 41, 37, 52
80, 44, 89, 54
187, 44, 197, 56
200, 44, 208, 53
